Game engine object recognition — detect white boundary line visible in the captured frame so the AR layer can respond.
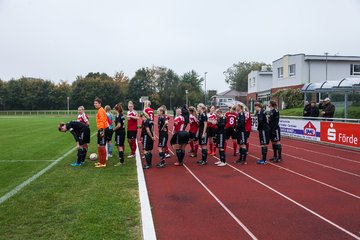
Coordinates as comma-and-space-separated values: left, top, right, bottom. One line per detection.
226, 163, 360, 240
0, 146, 76, 204
249, 143, 360, 178
249, 154, 360, 200
165, 146, 257, 240
0, 160, 55, 162
135, 141, 157, 240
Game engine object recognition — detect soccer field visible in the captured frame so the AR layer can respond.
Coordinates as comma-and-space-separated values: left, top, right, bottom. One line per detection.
0, 116, 141, 240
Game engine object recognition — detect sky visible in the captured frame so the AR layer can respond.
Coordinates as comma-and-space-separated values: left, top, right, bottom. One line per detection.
1, 0, 360, 93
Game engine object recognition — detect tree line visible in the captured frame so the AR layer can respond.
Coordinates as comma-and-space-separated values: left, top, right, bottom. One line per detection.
0, 61, 269, 110
0, 67, 205, 110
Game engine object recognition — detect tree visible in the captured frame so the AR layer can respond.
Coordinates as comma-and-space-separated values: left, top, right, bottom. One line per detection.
127, 68, 156, 109
179, 70, 204, 106
273, 88, 303, 109
48, 81, 72, 110
224, 61, 271, 91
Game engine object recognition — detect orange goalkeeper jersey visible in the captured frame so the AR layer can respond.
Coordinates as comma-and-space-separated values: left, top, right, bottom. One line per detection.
96, 107, 109, 130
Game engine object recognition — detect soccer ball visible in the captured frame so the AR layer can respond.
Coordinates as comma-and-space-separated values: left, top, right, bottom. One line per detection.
89, 153, 98, 161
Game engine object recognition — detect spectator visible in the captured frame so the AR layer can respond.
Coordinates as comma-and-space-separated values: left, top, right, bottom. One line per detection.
303, 101, 311, 117
310, 101, 319, 118
318, 99, 324, 110
321, 98, 335, 119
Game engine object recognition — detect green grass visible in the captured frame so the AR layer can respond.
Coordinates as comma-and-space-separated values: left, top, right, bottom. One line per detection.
0, 116, 141, 240
280, 105, 360, 119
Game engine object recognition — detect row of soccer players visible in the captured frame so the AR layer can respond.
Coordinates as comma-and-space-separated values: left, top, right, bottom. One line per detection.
58, 97, 282, 168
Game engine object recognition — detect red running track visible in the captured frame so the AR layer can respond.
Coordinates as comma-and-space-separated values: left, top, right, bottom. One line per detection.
140, 117, 360, 240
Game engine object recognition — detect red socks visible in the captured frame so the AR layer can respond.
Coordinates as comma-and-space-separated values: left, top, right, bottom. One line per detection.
165, 145, 169, 154
189, 141, 194, 152
246, 143, 249, 152
98, 147, 107, 165
194, 142, 199, 154
209, 143, 213, 154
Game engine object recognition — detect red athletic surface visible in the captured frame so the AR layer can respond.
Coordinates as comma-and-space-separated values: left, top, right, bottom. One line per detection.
141, 116, 360, 240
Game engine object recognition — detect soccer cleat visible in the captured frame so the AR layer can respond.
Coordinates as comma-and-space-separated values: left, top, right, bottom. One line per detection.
71, 162, 81, 167
143, 164, 151, 169
197, 161, 207, 165
127, 154, 135, 158
274, 158, 282, 163
269, 157, 276, 162
209, 152, 216, 156
95, 164, 106, 168
114, 162, 124, 167
217, 162, 227, 167
165, 153, 171, 158
156, 162, 166, 168
190, 154, 197, 158
188, 150, 194, 153
174, 162, 183, 166
257, 160, 266, 165
196, 160, 203, 164
214, 160, 222, 165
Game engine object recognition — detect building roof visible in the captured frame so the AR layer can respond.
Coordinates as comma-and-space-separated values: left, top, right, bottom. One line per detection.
273, 53, 360, 63
213, 89, 247, 98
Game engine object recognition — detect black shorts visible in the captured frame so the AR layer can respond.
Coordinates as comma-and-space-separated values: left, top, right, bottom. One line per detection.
106, 128, 114, 141
259, 129, 270, 145
127, 130, 137, 140
216, 133, 225, 149
97, 129, 106, 146
170, 131, 190, 145
115, 130, 126, 147
197, 132, 208, 146
158, 132, 168, 148
189, 131, 197, 141
207, 127, 216, 138
237, 131, 247, 145
78, 127, 90, 145
270, 128, 281, 142
225, 128, 237, 140
142, 134, 154, 151
246, 131, 250, 139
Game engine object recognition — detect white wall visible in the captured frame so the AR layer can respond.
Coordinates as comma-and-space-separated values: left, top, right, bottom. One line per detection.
248, 70, 272, 94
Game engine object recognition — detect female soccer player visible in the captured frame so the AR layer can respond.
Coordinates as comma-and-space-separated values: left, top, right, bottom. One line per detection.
105, 105, 114, 158
127, 101, 139, 158
161, 105, 171, 158
113, 103, 126, 166
94, 97, 110, 168
196, 103, 208, 165
207, 105, 217, 156
143, 100, 154, 121
268, 100, 282, 163
188, 106, 199, 157
172, 108, 185, 134
140, 112, 155, 169
77, 106, 89, 126
214, 109, 227, 167
225, 105, 238, 156
171, 131, 190, 166
235, 104, 248, 164
157, 107, 169, 168
58, 121, 90, 166
255, 102, 270, 165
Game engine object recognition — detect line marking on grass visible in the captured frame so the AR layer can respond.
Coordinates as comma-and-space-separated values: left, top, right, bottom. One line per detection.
0, 146, 76, 205
0, 160, 56, 162
135, 141, 157, 240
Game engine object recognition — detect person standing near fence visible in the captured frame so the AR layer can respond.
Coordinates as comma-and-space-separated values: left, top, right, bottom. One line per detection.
94, 97, 109, 168
321, 98, 335, 119
310, 101, 319, 118
255, 102, 270, 165
303, 101, 311, 117
268, 101, 282, 163
105, 105, 114, 158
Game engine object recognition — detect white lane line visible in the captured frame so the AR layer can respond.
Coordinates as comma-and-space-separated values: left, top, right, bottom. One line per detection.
0, 160, 55, 162
0, 147, 75, 204
251, 154, 360, 200
165, 146, 258, 240
249, 144, 360, 178
135, 141, 157, 240
280, 143, 360, 164
226, 163, 360, 240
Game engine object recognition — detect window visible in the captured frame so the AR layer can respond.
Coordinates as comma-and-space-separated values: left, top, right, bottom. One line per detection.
249, 78, 251, 87
350, 64, 360, 75
289, 64, 296, 77
278, 67, 283, 78
252, 77, 256, 86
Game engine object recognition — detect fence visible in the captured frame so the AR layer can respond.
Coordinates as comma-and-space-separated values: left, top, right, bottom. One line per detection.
0, 110, 97, 116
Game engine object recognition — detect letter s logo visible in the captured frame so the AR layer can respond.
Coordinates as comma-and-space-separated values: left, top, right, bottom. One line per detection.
327, 123, 336, 141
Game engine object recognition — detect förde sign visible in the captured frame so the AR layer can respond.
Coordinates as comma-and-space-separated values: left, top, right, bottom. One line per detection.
320, 122, 360, 148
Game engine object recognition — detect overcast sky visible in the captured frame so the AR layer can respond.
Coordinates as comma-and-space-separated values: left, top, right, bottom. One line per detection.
1, 0, 360, 92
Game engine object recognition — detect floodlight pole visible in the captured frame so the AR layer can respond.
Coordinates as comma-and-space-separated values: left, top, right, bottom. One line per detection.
204, 72, 208, 104
325, 52, 329, 81
185, 90, 189, 106
67, 97, 70, 115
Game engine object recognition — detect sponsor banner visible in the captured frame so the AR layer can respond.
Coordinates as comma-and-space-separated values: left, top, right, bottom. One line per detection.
251, 116, 321, 141
279, 118, 320, 141
320, 122, 360, 148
